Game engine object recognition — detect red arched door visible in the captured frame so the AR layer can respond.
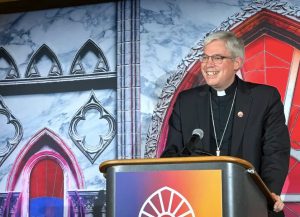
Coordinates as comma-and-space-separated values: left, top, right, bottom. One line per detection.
30, 158, 64, 217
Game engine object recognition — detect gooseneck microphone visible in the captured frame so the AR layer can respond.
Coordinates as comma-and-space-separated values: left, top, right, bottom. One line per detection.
190, 129, 204, 145
161, 128, 212, 157
181, 129, 213, 156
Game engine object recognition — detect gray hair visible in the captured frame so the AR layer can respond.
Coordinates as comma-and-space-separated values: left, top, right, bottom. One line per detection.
203, 31, 245, 60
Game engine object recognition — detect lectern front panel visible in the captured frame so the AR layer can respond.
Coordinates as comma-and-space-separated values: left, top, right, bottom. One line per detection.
104, 160, 268, 217
113, 170, 222, 217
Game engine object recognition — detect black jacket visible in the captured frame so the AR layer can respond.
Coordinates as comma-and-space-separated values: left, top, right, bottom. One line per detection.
164, 76, 290, 195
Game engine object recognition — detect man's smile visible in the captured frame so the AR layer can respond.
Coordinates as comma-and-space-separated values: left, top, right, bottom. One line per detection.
205, 70, 219, 76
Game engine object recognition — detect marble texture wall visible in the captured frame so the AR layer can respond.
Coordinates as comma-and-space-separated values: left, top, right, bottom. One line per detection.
0, 2, 116, 192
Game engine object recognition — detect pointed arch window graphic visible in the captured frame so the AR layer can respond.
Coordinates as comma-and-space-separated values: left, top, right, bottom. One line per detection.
69, 39, 110, 75
29, 158, 64, 217
139, 186, 195, 217
6, 129, 85, 216
0, 47, 20, 79
69, 91, 116, 163
25, 44, 63, 78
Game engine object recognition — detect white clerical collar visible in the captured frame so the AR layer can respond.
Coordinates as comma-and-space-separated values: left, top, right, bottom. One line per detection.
217, 90, 226, 96
210, 78, 238, 96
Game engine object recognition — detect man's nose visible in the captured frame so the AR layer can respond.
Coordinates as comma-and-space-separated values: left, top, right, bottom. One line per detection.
206, 57, 215, 66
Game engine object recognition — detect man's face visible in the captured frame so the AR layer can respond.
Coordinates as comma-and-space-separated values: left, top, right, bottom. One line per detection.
201, 39, 242, 90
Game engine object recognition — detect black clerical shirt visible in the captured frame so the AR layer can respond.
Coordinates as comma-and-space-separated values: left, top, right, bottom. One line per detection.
209, 79, 237, 156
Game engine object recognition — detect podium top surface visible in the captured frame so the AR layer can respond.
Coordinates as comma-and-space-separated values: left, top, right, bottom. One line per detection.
99, 156, 253, 174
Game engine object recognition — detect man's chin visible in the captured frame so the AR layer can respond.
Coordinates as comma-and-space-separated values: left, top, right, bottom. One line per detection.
204, 79, 218, 87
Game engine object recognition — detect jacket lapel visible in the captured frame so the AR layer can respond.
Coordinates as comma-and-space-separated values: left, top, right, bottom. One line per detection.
231, 78, 252, 156
195, 85, 211, 152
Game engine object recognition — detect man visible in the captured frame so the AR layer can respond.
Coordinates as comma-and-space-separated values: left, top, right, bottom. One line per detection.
162, 31, 290, 216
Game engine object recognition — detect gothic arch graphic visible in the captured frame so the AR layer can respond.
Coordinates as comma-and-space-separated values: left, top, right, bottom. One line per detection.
25, 44, 63, 78
6, 128, 84, 216
69, 39, 110, 75
0, 47, 20, 79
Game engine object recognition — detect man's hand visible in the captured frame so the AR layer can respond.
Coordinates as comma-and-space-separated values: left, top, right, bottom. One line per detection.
271, 193, 284, 212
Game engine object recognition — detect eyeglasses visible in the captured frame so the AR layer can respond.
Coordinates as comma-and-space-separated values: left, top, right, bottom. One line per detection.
200, 54, 234, 64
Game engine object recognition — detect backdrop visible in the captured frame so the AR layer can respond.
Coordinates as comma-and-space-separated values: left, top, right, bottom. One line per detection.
0, 0, 299, 216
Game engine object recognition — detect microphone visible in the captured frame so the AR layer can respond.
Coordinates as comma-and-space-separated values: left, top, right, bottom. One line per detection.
160, 129, 203, 158
181, 129, 213, 156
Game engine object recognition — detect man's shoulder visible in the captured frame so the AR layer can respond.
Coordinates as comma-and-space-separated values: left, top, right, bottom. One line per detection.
241, 79, 279, 94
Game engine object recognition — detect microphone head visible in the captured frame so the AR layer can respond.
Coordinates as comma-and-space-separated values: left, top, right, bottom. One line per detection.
192, 128, 204, 139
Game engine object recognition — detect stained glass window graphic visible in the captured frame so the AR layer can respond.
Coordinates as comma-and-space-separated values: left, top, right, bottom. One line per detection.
242, 32, 300, 216
138, 186, 195, 217
29, 158, 64, 217
243, 35, 293, 99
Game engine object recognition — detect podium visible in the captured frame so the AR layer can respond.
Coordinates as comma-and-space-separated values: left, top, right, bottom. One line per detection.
99, 156, 274, 217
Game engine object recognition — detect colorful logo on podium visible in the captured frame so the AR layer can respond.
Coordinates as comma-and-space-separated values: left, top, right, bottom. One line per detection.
115, 170, 222, 217
139, 186, 195, 217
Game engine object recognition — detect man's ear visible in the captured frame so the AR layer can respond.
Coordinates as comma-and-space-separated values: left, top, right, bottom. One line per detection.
234, 57, 243, 71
